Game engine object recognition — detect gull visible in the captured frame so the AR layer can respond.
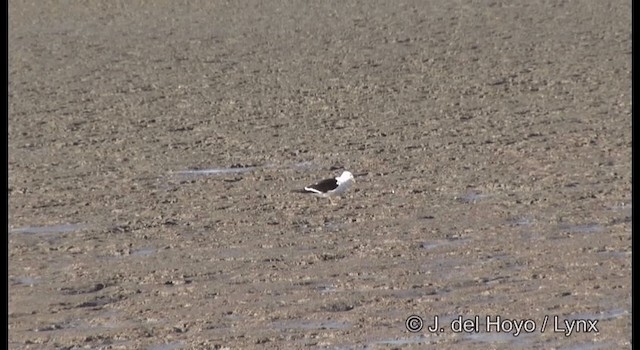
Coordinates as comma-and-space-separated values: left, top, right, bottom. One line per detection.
294, 171, 355, 204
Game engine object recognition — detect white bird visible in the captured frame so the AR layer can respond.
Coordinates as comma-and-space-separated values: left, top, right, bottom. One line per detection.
294, 171, 356, 204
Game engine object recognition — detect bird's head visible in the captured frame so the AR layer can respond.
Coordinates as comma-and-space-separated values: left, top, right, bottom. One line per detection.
338, 171, 355, 183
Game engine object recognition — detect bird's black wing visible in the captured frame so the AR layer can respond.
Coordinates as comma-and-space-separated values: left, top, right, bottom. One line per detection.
305, 178, 339, 193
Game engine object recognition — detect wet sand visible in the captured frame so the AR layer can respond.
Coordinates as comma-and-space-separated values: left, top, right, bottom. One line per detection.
9, 1, 631, 349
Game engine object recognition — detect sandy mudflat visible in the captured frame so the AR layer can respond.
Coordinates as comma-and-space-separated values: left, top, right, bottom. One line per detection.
9, 1, 631, 349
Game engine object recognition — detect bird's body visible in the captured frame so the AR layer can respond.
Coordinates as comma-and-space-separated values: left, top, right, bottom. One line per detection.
295, 171, 355, 203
